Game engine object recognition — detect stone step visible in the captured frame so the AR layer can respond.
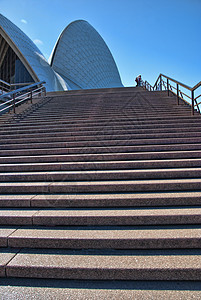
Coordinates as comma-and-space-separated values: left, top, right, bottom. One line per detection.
1, 168, 201, 182
2, 115, 201, 129
1, 150, 201, 163
2, 121, 201, 135
2, 124, 201, 136
0, 279, 200, 300
1, 137, 201, 150
25, 112, 190, 120
3, 115, 201, 128
2, 126, 201, 139
1, 191, 201, 208
6, 226, 201, 249
16, 106, 190, 112
17, 113, 191, 122
2, 121, 201, 134
1, 178, 201, 193
2, 144, 201, 157
1, 131, 201, 144
5, 248, 201, 280
9, 105, 190, 112
1, 158, 201, 172
0, 207, 201, 226
48, 178, 201, 193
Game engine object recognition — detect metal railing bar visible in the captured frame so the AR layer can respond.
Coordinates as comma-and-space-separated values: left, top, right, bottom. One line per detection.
0, 79, 11, 86
195, 95, 201, 101
32, 87, 44, 94
0, 104, 13, 113
0, 98, 13, 106
153, 74, 161, 89
192, 81, 201, 91
163, 89, 191, 106
194, 101, 201, 107
10, 82, 34, 87
156, 74, 192, 91
0, 81, 45, 100
0, 81, 46, 115
169, 85, 176, 91
15, 91, 30, 99
15, 97, 30, 106
178, 91, 191, 100
194, 99, 201, 113
33, 91, 43, 97
144, 73, 201, 115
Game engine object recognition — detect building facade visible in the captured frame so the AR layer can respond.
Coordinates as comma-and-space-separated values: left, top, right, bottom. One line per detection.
0, 14, 123, 91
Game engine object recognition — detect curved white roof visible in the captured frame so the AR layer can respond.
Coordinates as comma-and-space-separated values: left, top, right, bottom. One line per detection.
50, 20, 123, 89
0, 15, 123, 91
0, 13, 67, 91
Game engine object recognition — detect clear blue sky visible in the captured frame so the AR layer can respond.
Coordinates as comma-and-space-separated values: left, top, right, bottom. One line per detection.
0, 0, 201, 87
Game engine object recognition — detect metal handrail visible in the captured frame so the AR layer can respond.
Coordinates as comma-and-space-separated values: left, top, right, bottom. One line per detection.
143, 73, 201, 115
141, 80, 154, 91
0, 79, 11, 94
0, 79, 36, 94
0, 81, 46, 114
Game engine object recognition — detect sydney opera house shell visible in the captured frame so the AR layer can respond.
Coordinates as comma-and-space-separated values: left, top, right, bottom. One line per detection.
0, 14, 123, 91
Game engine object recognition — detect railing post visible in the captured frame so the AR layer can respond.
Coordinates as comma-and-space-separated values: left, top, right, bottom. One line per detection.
43, 87, 46, 96
30, 90, 33, 103
13, 93, 16, 113
192, 90, 195, 115
167, 78, 169, 96
177, 84, 179, 105
160, 74, 162, 91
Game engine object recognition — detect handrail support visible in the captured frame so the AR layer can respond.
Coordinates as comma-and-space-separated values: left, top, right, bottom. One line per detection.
30, 90, 33, 103
13, 93, 16, 114
177, 84, 179, 105
160, 74, 162, 91
167, 78, 169, 96
192, 90, 195, 115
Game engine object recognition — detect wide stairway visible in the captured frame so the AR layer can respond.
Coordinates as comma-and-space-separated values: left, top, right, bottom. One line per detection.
0, 87, 201, 298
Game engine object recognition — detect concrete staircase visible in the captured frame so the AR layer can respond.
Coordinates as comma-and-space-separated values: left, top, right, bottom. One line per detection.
0, 87, 201, 298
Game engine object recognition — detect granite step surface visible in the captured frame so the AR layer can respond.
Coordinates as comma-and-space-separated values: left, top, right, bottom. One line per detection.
3, 115, 201, 128
2, 125, 201, 138
2, 144, 201, 157
0, 191, 201, 208
5, 226, 201, 249
2, 121, 201, 134
1, 178, 201, 193
2, 168, 201, 182
1, 150, 201, 163
1, 137, 201, 151
0, 207, 200, 226
3, 118, 196, 129
1, 158, 201, 172
4, 248, 201, 281
0, 280, 200, 300
1, 132, 201, 145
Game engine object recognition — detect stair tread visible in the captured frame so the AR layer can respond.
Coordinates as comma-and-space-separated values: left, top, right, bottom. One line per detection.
5, 248, 201, 280
1, 178, 201, 184
1, 178, 201, 186
0, 207, 200, 218
1, 167, 201, 174
1, 150, 201, 163
8, 227, 201, 239
7, 226, 201, 249
0, 283, 200, 300
1, 191, 201, 208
